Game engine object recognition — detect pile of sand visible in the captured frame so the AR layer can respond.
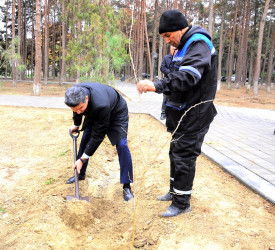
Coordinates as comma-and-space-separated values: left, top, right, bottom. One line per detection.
61, 200, 95, 230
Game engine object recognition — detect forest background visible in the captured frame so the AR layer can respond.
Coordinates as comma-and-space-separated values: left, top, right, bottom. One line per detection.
0, 0, 274, 96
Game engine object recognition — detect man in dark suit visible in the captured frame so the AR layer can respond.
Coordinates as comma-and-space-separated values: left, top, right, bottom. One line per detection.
64, 82, 134, 201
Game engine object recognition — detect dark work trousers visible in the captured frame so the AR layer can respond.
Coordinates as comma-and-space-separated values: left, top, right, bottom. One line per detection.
169, 125, 210, 209
161, 94, 168, 114
77, 126, 133, 184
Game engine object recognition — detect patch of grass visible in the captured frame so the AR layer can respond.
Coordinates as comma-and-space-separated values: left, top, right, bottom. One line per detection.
0, 206, 5, 213
53, 149, 70, 158
59, 149, 70, 157
45, 178, 55, 185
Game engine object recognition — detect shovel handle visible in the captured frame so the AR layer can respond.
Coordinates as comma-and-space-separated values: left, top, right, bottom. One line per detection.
74, 168, 80, 199
69, 129, 80, 199
69, 129, 80, 139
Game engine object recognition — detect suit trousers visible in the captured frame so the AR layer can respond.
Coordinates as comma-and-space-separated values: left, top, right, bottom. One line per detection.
77, 126, 133, 184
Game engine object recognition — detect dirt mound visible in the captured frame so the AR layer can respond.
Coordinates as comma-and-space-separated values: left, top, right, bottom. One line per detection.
61, 200, 95, 230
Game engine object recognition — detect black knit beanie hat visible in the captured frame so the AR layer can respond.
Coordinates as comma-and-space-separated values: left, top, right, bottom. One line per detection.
159, 10, 188, 34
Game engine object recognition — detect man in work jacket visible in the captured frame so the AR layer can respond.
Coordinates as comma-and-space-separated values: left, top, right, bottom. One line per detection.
64, 82, 134, 201
137, 10, 217, 217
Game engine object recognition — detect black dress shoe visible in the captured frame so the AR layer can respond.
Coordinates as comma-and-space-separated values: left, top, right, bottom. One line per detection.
161, 204, 191, 217
157, 192, 173, 201
123, 188, 134, 201
160, 113, 166, 120
66, 174, 86, 184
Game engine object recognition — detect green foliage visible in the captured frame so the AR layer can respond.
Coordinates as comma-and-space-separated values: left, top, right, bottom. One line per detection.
53, 149, 70, 158
18, 64, 26, 72
0, 44, 7, 70
45, 178, 55, 185
58, 149, 70, 157
66, 1, 129, 84
105, 32, 129, 72
1, 38, 25, 73
212, 31, 220, 50
0, 206, 5, 213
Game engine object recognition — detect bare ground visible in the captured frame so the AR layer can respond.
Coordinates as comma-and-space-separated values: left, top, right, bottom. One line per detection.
0, 81, 274, 249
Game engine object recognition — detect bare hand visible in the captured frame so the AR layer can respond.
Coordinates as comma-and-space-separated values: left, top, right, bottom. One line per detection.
74, 159, 83, 174
70, 125, 79, 134
137, 80, 156, 94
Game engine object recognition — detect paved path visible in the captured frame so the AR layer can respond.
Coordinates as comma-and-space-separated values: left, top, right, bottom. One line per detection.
1, 81, 274, 204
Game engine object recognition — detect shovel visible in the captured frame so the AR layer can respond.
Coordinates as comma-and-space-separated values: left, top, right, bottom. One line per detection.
66, 129, 90, 202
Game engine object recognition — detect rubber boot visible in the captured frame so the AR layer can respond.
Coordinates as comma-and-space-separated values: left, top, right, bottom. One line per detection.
157, 192, 173, 201
161, 204, 191, 217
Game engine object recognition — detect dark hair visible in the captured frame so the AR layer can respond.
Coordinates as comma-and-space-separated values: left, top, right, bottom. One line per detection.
64, 86, 86, 107
159, 10, 188, 34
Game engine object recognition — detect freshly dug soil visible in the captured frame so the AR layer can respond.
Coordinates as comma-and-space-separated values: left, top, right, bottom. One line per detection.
61, 200, 95, 230
0, 106, 274, 249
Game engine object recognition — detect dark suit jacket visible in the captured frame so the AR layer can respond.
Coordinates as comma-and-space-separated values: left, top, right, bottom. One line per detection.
73, 82, 128, 156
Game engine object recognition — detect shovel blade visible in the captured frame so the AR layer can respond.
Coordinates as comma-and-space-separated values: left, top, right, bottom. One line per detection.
66, 195, 90, 202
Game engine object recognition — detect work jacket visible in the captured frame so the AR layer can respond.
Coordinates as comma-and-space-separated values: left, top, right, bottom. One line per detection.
160, 54, 173, 77
154, 26, 217, 135
73, 82, 128, 157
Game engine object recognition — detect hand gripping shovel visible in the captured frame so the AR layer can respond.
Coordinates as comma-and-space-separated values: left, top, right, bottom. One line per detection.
66, 129, 90, 202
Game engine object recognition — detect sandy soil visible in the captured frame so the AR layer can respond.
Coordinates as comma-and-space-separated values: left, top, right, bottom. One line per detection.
0, 105, 274, 250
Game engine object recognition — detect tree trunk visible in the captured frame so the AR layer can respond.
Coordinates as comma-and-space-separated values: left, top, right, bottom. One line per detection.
242, 0, 250, 86
235, 0, 247, 89
52, 6, 56, 80
144, 10, 152, 81
68, 12, 74, 81
5, 0, 9, 79
22, 1, 27, 79
157, 3, 165, 79
174, 0, 178, 9
260, 21, 271, 88
150, 0, 158, 80
158, 36, 164, 79
18, 0, 21, 80
208, 0, 214, 38
129, 7, 137, 81
253, 0, 270, 95
217, 8, 225, 92
133, 2, 140, 80
247, 49, 254, 91
76, 0, 82, 85
33, 0, 42, 95
12, 0, 17, 88
137, 0, 145, 79
266, 23, 275, 94
44, 0, 49, 84
225, 25, 231, 82
41, 26, 45, 80
227, 0, 239, 89
59, 0, 67, 86
31, 0, 34, 80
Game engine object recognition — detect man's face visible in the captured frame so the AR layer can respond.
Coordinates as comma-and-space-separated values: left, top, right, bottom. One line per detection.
71, 96, 88, 114
161, 28, 187, 47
